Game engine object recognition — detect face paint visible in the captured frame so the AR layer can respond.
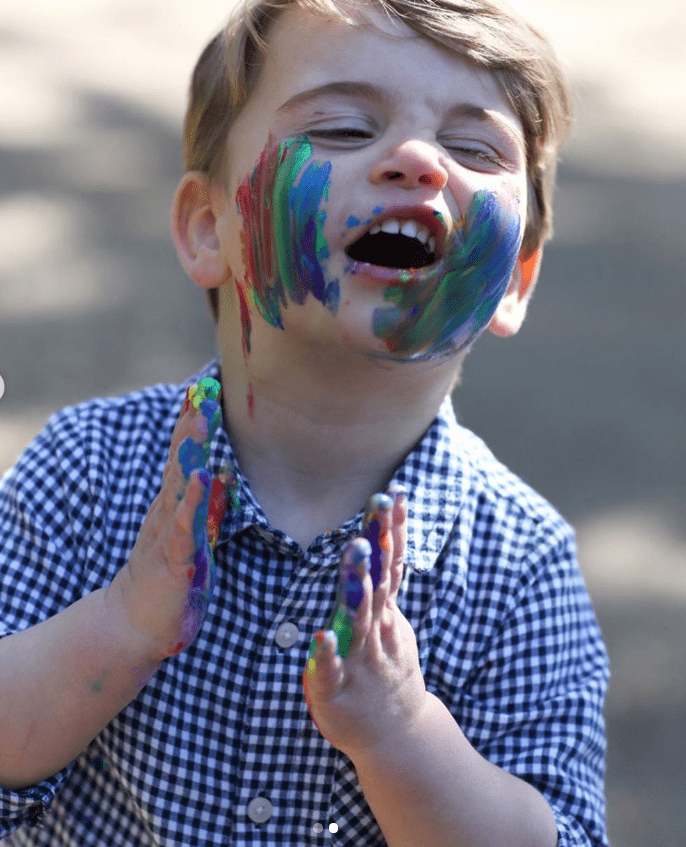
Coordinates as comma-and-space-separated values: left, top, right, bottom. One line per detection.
368, 190, 522, 361
235, 136, 340, 352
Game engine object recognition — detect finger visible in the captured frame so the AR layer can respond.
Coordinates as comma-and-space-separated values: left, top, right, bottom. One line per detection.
385, 484, 408, 605
168, 382, 205, 464
304, 630, 344, 702
163, 386, 222, 514
324, 538, 372, 658
168, 467, 211, 575
362, 493, 394, 617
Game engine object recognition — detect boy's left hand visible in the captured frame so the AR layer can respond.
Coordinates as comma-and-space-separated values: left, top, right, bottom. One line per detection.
302, 487, 428, 759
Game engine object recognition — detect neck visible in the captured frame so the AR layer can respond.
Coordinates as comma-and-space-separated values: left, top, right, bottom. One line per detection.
216, 306, 460, 547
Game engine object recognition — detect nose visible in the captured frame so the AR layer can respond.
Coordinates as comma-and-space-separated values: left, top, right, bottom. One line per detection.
369, 139, 448, 191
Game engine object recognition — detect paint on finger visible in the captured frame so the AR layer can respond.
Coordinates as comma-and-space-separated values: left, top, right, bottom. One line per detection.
324, 538, 371, 657
362, 493, 393, 590
188, 377, 221, 411
386, 482, 407, 503
179, 438, 206, 479
345, 571, 364, 612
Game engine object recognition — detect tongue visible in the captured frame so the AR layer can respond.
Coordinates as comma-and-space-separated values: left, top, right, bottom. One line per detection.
346, 232, 433, 269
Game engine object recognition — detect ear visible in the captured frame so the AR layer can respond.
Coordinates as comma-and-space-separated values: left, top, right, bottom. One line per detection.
487, 245, 543, 338
170, 171, 231, 290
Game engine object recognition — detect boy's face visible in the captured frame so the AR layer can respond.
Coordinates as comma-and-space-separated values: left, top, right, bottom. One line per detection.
212, 4, 529, 364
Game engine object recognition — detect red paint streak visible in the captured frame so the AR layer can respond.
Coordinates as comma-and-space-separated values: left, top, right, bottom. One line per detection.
247, 382, 255, 420
186, 567, 195, 583
181, 386, 191, 415
207, 477, 228, 551
167, 641, 185, 657
235, 281, 252, 359
235, 140, 277, 318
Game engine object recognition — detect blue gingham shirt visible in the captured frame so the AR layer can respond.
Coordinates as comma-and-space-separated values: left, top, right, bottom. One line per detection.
0, 359, 609, 847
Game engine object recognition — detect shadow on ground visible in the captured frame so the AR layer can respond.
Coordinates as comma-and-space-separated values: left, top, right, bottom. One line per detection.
1, 81, 684, 847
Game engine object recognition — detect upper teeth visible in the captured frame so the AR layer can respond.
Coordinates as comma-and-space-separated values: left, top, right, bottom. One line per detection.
369, 218, 434, 251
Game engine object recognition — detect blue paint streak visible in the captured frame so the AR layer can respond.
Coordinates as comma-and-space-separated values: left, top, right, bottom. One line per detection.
364, 518, 383, 591
275, 139, 341, 316
371, 189, 522, 361
345, 572, 364, 611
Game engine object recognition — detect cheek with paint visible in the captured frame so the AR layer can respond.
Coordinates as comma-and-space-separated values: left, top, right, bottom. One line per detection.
234, 135, 340, 356
371, 190, 523, 361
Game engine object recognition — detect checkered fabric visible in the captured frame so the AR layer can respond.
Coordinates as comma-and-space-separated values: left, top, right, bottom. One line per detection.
0, 359, 609, 846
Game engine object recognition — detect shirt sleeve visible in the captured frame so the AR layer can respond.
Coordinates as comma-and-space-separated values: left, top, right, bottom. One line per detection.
434, 521, 610, 847
490, 526, 607, 846
0, 410, 91, 834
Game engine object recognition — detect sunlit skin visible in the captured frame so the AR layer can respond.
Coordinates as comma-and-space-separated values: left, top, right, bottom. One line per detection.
234, 134, 522, 361
171, 10, 551, 829
170, 6, 560, 844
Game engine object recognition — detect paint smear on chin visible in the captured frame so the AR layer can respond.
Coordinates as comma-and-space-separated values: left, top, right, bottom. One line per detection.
234, 136, 340, 354
372, 189, 523, 361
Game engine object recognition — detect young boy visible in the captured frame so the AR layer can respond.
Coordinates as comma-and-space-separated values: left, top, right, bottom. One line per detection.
0, 0, 609, 845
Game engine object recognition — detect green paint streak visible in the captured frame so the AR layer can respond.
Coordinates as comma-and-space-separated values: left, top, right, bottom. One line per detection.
88, 669, 109, 694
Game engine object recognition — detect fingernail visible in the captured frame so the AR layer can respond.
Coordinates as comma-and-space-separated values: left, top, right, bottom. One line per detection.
191, 377, 221, 411
362, 492, 393, 529
386, 483, 407, 501
198, 376, 221, 401
341, 538, 371, 572
322, 630, 337, 653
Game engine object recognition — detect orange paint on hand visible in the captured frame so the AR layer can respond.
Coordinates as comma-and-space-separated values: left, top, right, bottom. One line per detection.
167, 641, 185, 657
379, 529, 392, 553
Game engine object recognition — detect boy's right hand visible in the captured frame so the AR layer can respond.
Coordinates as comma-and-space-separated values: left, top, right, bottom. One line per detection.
106, 378, 230, 665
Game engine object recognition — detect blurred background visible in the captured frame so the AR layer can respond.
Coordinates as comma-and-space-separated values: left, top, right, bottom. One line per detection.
0, 1, 684, 843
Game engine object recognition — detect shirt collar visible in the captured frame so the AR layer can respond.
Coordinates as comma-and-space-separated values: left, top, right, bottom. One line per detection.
181, 360, 467, 573
386, 393, 467, 572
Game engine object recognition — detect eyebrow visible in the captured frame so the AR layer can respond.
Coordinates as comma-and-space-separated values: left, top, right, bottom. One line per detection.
277, 81, 394, 113
277, 81, 524, 150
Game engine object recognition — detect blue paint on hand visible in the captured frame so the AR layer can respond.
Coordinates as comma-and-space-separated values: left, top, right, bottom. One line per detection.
179, 438, 206, 479
364, 518, 383, 591
345, 571, 364, 611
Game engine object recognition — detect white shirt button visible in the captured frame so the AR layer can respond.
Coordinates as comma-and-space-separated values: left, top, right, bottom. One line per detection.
275, 622, 300, 649
247, 797, 272, 823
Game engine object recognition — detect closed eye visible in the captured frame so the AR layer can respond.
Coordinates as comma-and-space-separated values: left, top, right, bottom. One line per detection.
306, 128, 374, 142
444, 144, 507, 168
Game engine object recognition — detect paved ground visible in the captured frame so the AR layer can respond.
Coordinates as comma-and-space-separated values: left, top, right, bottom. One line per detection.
1, 2, 684, 844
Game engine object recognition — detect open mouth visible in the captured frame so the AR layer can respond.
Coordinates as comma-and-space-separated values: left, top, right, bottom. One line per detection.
345, 216, 440, 270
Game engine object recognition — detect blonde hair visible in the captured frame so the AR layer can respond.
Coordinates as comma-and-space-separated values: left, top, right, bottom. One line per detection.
182, 0, 573, 321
